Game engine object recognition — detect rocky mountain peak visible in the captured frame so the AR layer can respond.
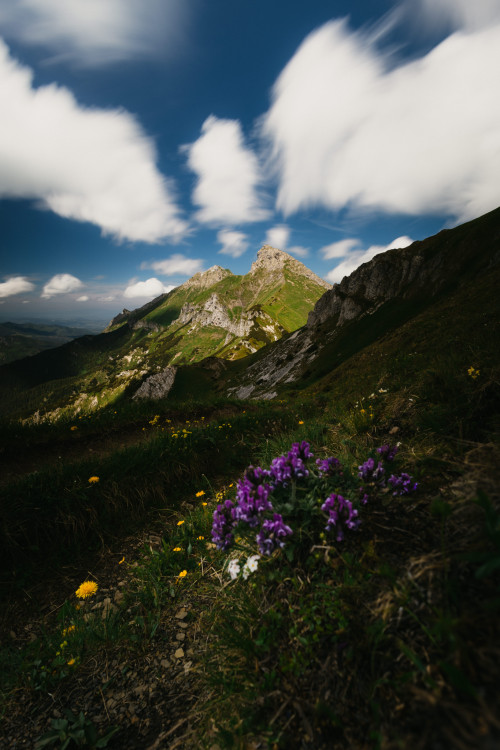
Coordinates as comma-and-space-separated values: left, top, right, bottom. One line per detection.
250, 245, 331, 289
182, 265, 233, 290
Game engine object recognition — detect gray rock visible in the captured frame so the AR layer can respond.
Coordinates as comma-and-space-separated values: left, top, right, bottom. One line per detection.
132, 366, 177, 400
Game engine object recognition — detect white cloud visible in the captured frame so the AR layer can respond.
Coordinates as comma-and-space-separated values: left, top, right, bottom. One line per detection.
0, 41, 187, 243
217, 229, 249, 258
0, 275, 35, 297
320, 238, 362, 259
262, 18, 500, 224
326, 235, 413, 284
41, 273, 83, 298
265, 224, 290, 250
0, 0, 189, 67
140, 253, 204, 276
123, 278, 174, 299
77, 295, 89, 302
412, 0, 500, 33
287, 245, 309, 258
186, 115, 270, 226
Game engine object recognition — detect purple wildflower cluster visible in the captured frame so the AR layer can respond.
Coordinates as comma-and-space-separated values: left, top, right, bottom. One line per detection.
321, 493, 360, 541
212, 499, 237, 551
269, 441, 313, 486
377, 444, 399, 461
316, 456, 342, 476
256, 513, 293, 555
358, 445, 417, 502
388, 473, 418, 496
233, 466, 273, 527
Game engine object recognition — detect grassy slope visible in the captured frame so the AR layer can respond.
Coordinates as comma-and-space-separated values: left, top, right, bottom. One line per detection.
0, 246, 498, 747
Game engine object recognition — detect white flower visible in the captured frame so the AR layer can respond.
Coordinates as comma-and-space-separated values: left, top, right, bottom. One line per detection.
378, 388, 388, 393
227, 559, 241, 580
242, 554, 260, 579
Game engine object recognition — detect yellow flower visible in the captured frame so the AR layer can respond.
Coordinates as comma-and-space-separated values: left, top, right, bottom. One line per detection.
298, 420, 304, 425
67, 658, 76, 666
173, 547, 182, 552
70, 426, 78, 431
195, 490, 205, 497
75, 580, 98, 599
177, 519, 185, 526
88, 476, 99, 484
202, 502, 207, 507
62, 625, 75, 637
197, 536, 204, 540
118, 556, 125, 564
360, 409, 366, 415
177, 570, 187, 578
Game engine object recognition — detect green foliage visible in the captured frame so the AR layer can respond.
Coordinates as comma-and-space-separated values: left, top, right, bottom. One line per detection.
35, 710, 118, 749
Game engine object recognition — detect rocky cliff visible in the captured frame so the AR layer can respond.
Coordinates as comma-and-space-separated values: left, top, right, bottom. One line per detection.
228, 207, 500, 400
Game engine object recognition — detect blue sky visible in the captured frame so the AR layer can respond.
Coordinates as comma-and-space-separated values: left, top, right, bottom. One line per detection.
1, 0, 499, 323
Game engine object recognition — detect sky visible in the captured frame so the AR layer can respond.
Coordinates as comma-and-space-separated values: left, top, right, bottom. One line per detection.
1, 0, 500, 324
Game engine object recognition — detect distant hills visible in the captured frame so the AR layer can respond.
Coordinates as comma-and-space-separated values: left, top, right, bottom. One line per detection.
0, 321, 96, 365
0, 246, 329, 419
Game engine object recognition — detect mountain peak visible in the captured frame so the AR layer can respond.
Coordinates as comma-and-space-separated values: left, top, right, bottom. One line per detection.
182, 265, 233, 290
250, 245, 331, 289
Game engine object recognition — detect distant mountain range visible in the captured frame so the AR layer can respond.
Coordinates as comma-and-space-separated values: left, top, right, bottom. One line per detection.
0, 321, 96, 365
0, 246, 329, 419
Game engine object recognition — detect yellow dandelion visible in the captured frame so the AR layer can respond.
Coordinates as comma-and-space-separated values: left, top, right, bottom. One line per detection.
75, 580, 98, 599
67, 658, 76, 666
88, 476, 99, 484
195, 490, 205, 497
177, 520, 185, 526
173, 547, 182, 552
177, 570, 187, 578
360, 409, 366, 415
202, 502, 207, 507
298, 420, 304, 425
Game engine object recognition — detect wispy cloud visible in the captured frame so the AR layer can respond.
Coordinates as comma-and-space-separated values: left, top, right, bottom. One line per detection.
0, 0, 190, 67
262, 14, 500, 224
123, 277, 175, 299
320, 238, 362, 260
0, 275, 35, 298
140, 253, 203, 276
186, 115, 270, 227
0, 41, 187, 244
41, 273, 83, 299
264, 225, 290, 250
217, 229, 249, 258
325, 236, 413, 284
287, 246, 309, 258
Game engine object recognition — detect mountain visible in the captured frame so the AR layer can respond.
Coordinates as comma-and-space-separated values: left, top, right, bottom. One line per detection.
0, 247, 329, 419
0, 321, 96, 365
177, 206, 500, 402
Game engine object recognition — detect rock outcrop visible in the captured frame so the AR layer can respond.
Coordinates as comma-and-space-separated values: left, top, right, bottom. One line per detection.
133, 366, 177, 400
177, 293, 283, 340
250, 245, 331, 289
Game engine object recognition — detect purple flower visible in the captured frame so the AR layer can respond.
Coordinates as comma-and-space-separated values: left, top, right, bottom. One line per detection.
234, 477, 273, 527
270, 450, 309, 487
211, 499, 237, 550
388, 473, 418, 496
321, 493, 360, 541
289, 441, 314, 461
316, 456, 342, 476
377, 444, 399, 462
256, 513, 293, 556
358, 457, 385, 484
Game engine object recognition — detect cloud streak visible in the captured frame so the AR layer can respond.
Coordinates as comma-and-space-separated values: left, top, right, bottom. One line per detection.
186, 115, 270, 227
217, 230, 249, 258
0, 0, 189, 67
123, 277, 175, 299
0, 41, 187, 244
140, 254, 204, 276
262, 16, 500, 224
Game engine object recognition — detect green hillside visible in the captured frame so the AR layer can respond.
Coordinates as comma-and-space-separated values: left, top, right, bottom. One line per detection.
0, 248, 328, 421
0, 210, 499, 748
